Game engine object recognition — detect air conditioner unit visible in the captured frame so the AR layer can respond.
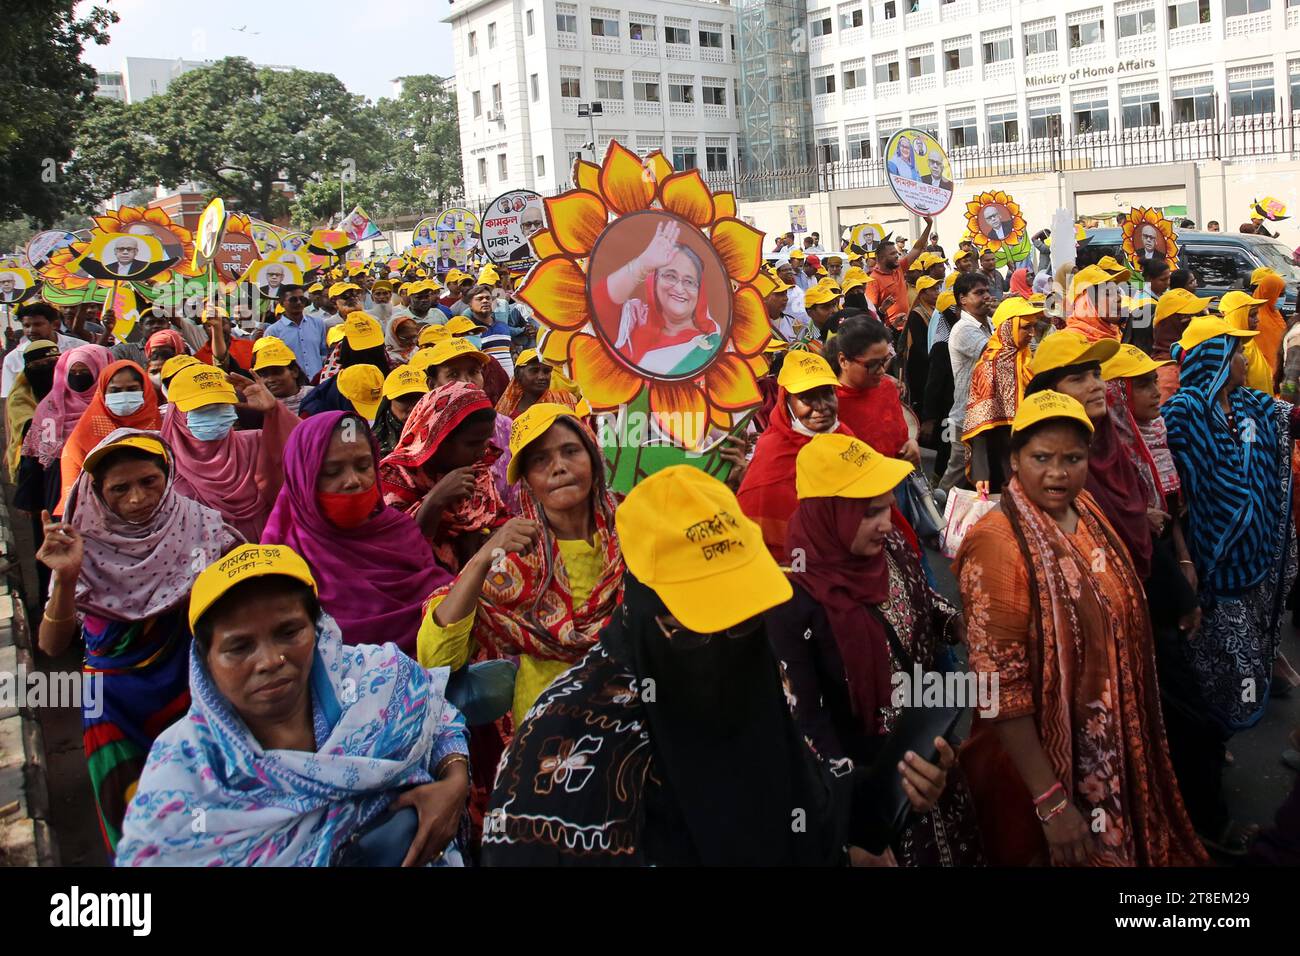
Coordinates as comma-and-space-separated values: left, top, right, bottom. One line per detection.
486, 108, 502, 122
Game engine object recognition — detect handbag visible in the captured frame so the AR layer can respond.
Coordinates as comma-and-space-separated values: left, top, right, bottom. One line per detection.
332, 803, 420, 867
939, 486, 999, 558
896, 471, 944, 541
445, 659, 517, 726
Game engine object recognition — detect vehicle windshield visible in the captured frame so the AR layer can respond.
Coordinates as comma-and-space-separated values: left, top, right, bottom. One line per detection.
1254, 239, 1300, 283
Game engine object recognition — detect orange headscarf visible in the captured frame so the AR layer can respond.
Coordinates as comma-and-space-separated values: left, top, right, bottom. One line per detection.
57, 360, 161, 514
1064, 291, 1121, 343
1253, 272, 1287, 375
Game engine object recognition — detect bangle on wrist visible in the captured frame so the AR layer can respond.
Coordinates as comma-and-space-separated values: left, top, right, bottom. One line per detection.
1036, 797, 1069, 824
436, 753, 469, 780
1032, 781, 1064, 807
43, 608, 75, 625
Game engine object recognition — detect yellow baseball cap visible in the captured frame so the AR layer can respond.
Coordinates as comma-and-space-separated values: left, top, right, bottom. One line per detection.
444, 314, 482, 335
991, 295, 1045, 328
421, 337, 490, 370
24, 339, 57, 354
758, 265, 793, 295
1100, 343, 1170, 380
343, 313, 384, 351
337, 363, 385, 419
1154, 288, 1213, 324
763, 336, 790, 353
515, 348, 541, 367
615, 466, 792, 633
251, 335, 281, 354
914, 275, 941, 294
1178, 316, 1258, 353
160, 354, 200, 382
1011, 390, 1095, 435
251, 338, 297, 371
1028, 330, 1120, 377
506, 402, 581, 484
1070, 264, 1123, 297
444, 268, 470, 285
841, 267, 870, 292
328, 281, 361, 298
382, 364, 429, 402
936, 290, 956, 313
788, 247, 806, 260
327, 324, 347, 346
188, 544, 318, 633
795, 433, 913, 500
82, 435, 169, 476
1250, 266, 1279, 286
1096, 255, 1131, 281
167, 364, 238, 412
777, 350, 839, 393
952, 249, 972, 262
1218, 290, 1267, 317
803, 281, 841, 308
307, 282, 325, 294
417, 323, 452, 346
476, 264, 501, 285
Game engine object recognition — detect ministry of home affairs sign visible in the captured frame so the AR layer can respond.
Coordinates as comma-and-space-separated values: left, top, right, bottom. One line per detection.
1025, 58, 1157, 89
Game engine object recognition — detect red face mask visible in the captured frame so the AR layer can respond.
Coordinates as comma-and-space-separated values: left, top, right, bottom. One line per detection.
317, 481, 380, 529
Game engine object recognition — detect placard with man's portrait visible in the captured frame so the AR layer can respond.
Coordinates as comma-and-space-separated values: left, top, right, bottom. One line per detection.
483, 189, 547, 272
76, 232, 174, 283
0, 267, 36, 305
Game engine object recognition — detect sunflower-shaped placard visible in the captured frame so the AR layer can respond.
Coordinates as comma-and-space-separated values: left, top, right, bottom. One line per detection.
966, 190, 1026, 254
1252, 196, 1289, 222
1121, 207, 1178, 270
518, 141, 768, 492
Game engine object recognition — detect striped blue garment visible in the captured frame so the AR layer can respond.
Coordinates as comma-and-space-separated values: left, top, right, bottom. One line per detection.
1162, 333, 1288, 596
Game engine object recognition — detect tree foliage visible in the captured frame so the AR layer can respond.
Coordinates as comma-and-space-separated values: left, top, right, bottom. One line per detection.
0, 2, 117, 224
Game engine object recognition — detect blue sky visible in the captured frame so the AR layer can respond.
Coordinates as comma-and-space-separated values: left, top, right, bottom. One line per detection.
80, 0, 456, 102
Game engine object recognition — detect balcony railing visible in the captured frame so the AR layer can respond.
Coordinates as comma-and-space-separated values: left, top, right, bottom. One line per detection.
1225, 11, 1271, 39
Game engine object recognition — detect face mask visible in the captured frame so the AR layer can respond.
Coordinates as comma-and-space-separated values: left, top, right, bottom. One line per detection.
464, 334, 483, 349
68, 369, 95, 392
317, 481, 380, 529
149, 373, 164, 393
104, 391, 145, 417
186, 403, 238, 442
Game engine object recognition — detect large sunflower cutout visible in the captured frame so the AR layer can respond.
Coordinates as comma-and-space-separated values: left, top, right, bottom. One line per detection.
518, 141, 767, 490
1121, 207, 1178, 270
965, 190, 1026, 253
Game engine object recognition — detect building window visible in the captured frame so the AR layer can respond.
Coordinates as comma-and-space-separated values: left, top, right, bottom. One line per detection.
1226, 0, 1270, 14
1291, 62, 1300, 111
556, 11, 577, 33
1120, 84, 1161, 128
814, 71, 837, 95
1172, 75, 1215, 122
1068, 18, 1104, 47
634, 77, 660, 102
536, 155, 545, 176
982, 33, 1013, 65
498, 154, 508, 179
846, 123, 872, 158
492, 83, 502, 111
877, 122, 901, 157
673, 143, 698, 170
1167, 0, 1211, 26
988, 105, 1019, 143
699, 26, 723, 47
948, 112, 977, 148
477, 158, 488, 185
468, 31, 477, 55
630, 21, 656, 41
560, 74, 581, 98
944, 42, 972, 71
488, 22, 497, 48
843, 63, 867, 89
665, 25, 690, 45
1117, 6, 1156, 36
908, 47, 934, 77
703, 81, 726, 105
874, 58, 900, 84
596, 73, 623, 100
810, 10, 833, 35
526, 9, 534, 35
591, 15, 619, 36
1229, 70, 1275, 116
876, 1, 898, 20
669, 79, 695, 103
1073, 89, 1110, 133
472, 90, 482, 117
840, 5, 864, 28
706, 144, 729, 171
816, 129, 841, 163
1024, 20, 1058, 55
1028, 100, 1062, 139
530, 74, 539, 101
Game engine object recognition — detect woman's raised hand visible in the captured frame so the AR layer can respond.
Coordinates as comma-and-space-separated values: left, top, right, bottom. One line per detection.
636, 219, 683, 276
36, 510, 84, 583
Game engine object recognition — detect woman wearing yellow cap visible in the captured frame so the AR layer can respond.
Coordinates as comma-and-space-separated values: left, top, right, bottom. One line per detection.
961, 298, 1040, 490
301, 313, 392, 417
955, 391, 1207, 866
1220, 290, 1275, 394
251, 339, 314, 416
1162, 317, 1300, 853
419, 403, 624, 720
765, 434, 982, 865
35, 429, 242, 853
1151, 287, 1212, 403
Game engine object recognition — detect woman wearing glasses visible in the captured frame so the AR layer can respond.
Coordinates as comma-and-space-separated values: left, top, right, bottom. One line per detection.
826, 317, 921, 468
596, 218, 722, 377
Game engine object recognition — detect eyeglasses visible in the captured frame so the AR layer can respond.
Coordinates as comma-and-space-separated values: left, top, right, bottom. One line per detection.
846, 346, 895, 374
284, 296, 309, 304
655, 614, 763, 645
657, 270, 699, 294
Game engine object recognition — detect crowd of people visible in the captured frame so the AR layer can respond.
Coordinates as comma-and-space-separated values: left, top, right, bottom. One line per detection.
1, 209, 1298, 868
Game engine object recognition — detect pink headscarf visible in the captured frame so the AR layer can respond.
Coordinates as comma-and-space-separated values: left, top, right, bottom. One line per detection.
159, 400, 299, 543
146, 329, 187, 357
24, 344, 114, 467
67, 428, 242, 621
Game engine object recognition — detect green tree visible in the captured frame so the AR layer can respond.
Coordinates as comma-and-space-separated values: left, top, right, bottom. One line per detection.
0, 2, 117, 224
291, 75, 464, 229
138, 57, 382, 220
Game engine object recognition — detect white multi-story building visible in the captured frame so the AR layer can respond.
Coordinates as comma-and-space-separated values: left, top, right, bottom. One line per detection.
94, 57, 293, 105
804, 0, 1300, 163
445, 0, 744, 203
